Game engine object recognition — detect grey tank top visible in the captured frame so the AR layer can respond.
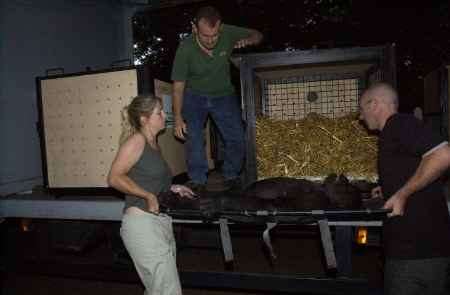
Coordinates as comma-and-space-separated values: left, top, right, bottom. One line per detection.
124, 143, 172, 212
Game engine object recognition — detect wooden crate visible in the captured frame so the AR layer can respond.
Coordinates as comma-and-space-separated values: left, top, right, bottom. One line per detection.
38, 70, 214, 188
39, 69, 137, 188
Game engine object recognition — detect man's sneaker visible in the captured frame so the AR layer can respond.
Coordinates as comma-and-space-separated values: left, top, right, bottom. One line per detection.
184, 180, 206, 196
223, 177, 242, 192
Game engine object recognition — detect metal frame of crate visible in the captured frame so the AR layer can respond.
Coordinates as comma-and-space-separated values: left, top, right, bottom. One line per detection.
232, 45, 396, 185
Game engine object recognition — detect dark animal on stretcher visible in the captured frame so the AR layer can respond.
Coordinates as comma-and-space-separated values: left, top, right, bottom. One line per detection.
350, 178, 385, 209
157, 174, 377, 217
157, 190, 227, 219
322, 174, 362, 209
156, 178, 325, 217
240, 177, 330, 211
323, 174, 386, 210
241, 174, 375, 211
157, 190, 253, 218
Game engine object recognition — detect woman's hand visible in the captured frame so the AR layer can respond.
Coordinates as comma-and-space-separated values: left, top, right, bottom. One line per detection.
146, 195, 160, 214
170, 184, 196, 199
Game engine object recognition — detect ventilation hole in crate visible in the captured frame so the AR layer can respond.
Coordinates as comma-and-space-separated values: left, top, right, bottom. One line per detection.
307, 91, 319, 102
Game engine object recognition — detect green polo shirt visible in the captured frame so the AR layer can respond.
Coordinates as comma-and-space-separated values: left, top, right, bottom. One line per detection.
171, 24, 251, 97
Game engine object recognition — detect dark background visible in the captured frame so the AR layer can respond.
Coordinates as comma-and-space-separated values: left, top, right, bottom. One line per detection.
132, 0, 450, 113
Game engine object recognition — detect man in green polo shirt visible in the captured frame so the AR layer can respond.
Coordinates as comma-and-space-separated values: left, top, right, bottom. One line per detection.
171, 6, 262, 191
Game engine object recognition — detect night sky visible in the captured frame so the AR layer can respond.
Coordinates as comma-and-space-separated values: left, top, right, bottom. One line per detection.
133, 0, 450, 112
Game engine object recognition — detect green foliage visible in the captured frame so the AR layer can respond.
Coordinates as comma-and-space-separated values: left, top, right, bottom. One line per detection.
133, 0, 450, 109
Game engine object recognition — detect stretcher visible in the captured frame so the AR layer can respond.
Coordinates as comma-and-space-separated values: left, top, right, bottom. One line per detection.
0, 192, 389, 294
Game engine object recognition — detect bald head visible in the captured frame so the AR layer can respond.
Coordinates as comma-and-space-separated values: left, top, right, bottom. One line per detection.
359, 82, 398, 131
362, 82, 398, 111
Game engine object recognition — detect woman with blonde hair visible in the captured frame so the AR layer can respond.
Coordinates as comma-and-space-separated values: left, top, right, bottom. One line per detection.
108, 94, 194, 294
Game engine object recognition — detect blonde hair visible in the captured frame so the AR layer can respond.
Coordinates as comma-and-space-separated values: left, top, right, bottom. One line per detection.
119, 94, 162, 145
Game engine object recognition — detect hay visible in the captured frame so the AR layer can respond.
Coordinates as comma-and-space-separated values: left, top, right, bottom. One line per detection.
255, 113, 378, 181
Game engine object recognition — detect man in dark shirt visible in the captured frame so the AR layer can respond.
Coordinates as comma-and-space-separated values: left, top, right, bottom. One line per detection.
359, 82, 450, 295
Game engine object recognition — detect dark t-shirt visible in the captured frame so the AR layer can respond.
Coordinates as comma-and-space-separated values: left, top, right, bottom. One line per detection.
378, 113, 450, 259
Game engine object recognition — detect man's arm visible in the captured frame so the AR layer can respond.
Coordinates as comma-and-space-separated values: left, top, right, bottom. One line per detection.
172, 80, 187, 140
384, 143, 450, 216
234, 28, 263, 49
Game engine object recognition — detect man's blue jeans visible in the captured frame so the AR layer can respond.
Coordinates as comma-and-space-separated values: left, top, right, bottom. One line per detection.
182, 91, 245, 184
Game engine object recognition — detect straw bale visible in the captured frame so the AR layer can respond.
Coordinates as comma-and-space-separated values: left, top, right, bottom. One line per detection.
256, 113, 378, 181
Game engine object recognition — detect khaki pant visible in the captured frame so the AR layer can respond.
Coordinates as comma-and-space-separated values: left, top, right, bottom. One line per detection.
120, 209, 181, 295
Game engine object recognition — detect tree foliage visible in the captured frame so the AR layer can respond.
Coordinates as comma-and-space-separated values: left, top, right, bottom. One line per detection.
133, 0, 450, 110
